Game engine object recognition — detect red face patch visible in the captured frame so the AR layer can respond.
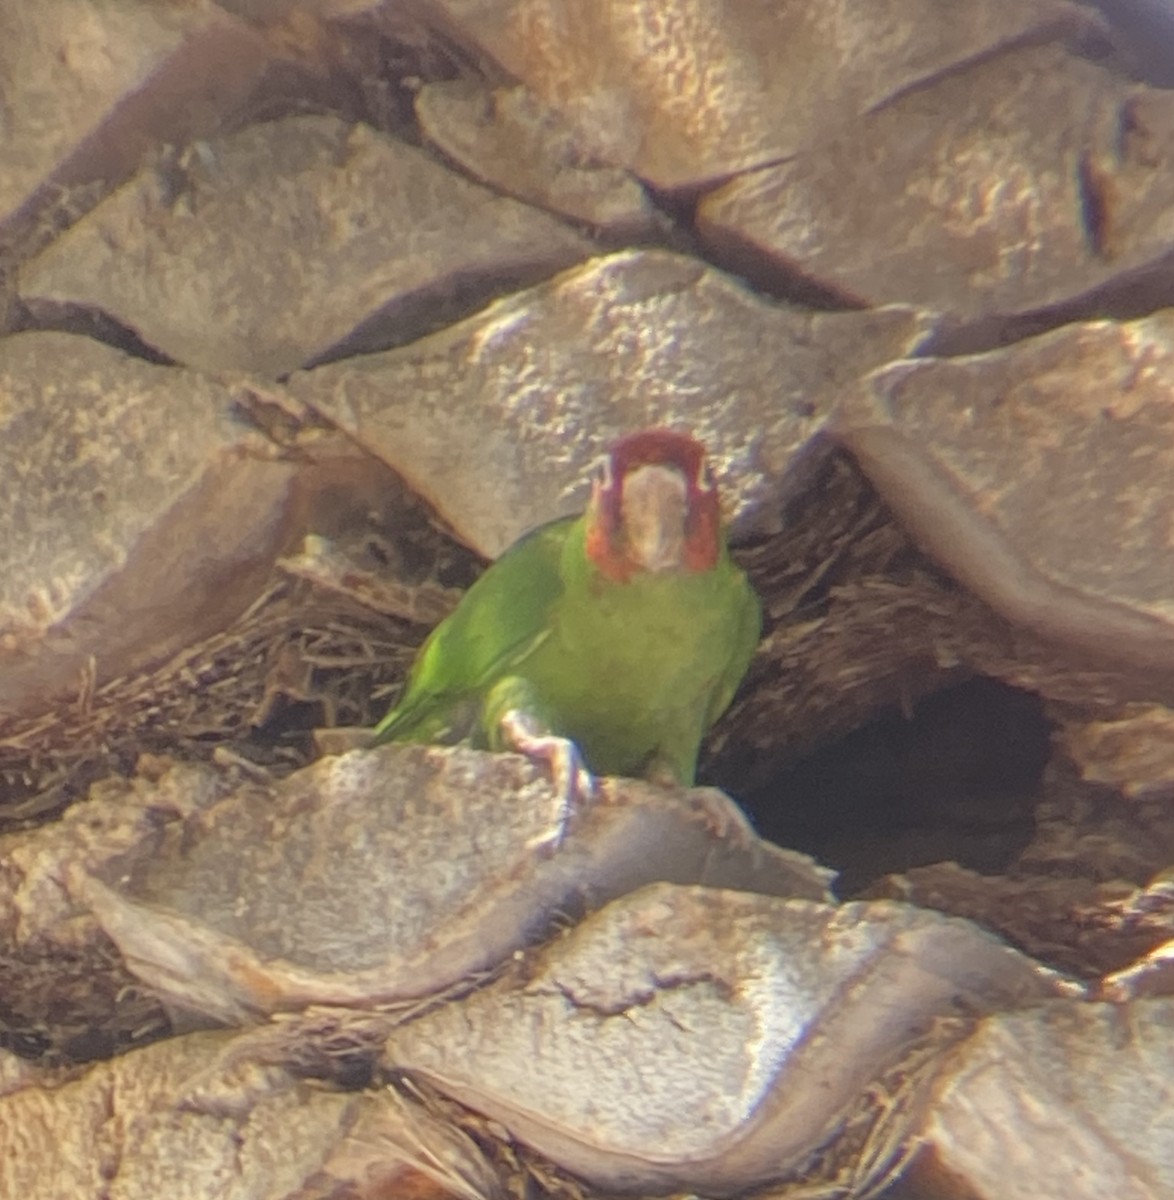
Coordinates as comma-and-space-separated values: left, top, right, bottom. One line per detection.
585, 429, 721, 581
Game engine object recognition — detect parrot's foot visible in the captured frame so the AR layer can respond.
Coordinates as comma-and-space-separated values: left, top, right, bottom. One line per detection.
500, 709, 596, 852
694, 790, 759, 849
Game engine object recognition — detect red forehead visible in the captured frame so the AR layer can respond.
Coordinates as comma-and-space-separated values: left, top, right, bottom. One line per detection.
609, 428, 705, 477
588, 428, 719, 579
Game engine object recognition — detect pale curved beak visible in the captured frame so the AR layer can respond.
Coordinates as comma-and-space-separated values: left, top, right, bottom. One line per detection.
620, 463, 688, 572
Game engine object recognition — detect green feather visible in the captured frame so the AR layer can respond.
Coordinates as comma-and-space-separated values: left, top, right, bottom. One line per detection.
372, 513, 760, 785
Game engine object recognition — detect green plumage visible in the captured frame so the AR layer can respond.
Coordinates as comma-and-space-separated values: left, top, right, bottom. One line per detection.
372, 513, 760, 785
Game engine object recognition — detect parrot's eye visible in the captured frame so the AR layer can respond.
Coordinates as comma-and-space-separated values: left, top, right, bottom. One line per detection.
593, 454, 615, 492
696, 460, 717, 493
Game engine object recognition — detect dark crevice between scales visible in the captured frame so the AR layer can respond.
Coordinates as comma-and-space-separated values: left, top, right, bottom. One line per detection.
729, 678, 1048, 898
701, 448, 1058, 898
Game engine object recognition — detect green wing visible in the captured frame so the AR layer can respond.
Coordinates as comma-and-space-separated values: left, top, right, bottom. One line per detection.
372, 516, 576, 744
704, 565, 763, 731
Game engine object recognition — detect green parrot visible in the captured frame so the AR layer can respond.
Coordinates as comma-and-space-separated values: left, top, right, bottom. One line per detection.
372, 428, 761, 809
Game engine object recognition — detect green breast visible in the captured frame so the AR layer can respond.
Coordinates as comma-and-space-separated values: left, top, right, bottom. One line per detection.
519, 554, 751, 782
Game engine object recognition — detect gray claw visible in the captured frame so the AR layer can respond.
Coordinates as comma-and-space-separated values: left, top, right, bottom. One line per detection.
500, 709, 596, 851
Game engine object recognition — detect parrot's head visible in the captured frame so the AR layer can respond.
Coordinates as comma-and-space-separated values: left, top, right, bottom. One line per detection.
585, 429, 722, 582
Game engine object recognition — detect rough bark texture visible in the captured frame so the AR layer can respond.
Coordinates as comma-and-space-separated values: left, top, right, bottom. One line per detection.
3, 3, 1174, 1197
